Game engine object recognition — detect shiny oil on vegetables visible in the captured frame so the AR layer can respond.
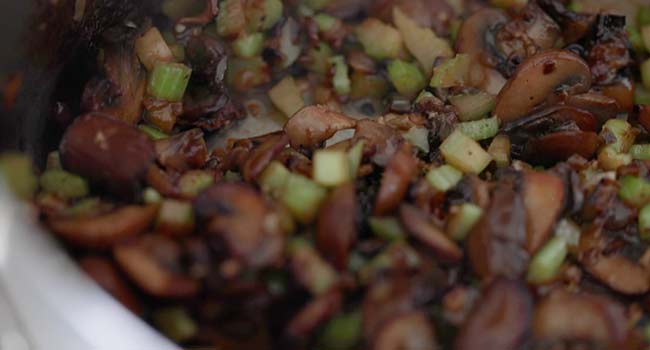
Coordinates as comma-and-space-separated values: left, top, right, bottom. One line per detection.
4, 0, 650, 348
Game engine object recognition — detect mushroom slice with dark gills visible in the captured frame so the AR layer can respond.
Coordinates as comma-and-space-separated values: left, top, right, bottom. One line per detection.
374, 143, 418, 216
494, 49, 592, 124
59, 113, 155, 198
284, 105, 357, 149
454, 278, 532, 350
154, 128, 209, 172
400, 204, 463, 264
522, 170, 565, 254
195, 183, 285, 268
113, 235, 199, 298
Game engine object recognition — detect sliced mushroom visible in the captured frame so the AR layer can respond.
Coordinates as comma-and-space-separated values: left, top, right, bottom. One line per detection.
79, 256, 141, 314
154, 128, 209, 171
373, 312, 437, 350
456, 8, 508, 65
581, 253, 650, 295
284, 105, 357, 149
400, 204, 463, 263
197, 183, 284, 268
352, 119, 403, 166
523, 171, 565, 253
241, 132, 289, 183
60, 113, 155, 197
494, 50, 592, 124
49, 205, 157, 249
113, 235, 199, 298
287, 290, 342, 339
565, 92, 621, 124
524, 130, 601, 164
533, 289, 629, 347
317, 183, 357, 271
601, 78, 634, 112
374, 144, 418, 216
455, 278, 532, 350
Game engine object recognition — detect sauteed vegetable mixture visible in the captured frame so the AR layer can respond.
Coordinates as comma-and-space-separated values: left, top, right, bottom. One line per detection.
4, 0, 650, 348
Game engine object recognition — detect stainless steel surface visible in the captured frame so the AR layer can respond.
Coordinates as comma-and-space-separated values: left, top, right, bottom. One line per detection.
0, 184, 176, 350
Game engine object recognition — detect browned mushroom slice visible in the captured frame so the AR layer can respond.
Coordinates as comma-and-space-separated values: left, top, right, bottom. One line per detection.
284, 105, 357, 149
467, 176, 529, 278
533, 290, 629, 348
523, 171, 565, 254
79, 256, 142, 314
373, 312, 437, 350
154, 128, 208, 171
352, 119, 403, 166
581, 253, 650, 295
60, 113, 155, 197
241, 132, 289, 183
49, 205, 157, 249
374, 144, 418, 216
113, 235, 199, 298
494, 50, 592, 124
455, 278, 532, 350
317, 183, 357, 271
287, 290, 342, 339
198, 183, 284, 268
565, 92, 621, 124
400, 204, 462, 263
456, 8, 508, 62
601, 78, 634, 112
525, 130, 601, 164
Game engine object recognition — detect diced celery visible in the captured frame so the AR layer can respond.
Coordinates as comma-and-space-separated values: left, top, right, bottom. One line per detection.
330, 56, 351, 96
415, 91, 435, 105
600, 119, 635, 153
368, 216, 405, 241
630, 144, 650, 160
152, 307, 198, 342
318, 312, 362, 350
139, 124, 169, 140
393, 7, 453, 75
147, 62, 192, 102
449, 20, 461, 44
178, 170, 214, 197
566, 0, 581, 12
135, 27, 173, 71
348, 141, 365, 179
526, 236, 568, 284
449, 92, 496, 121
246, 0, 283, 31
268, 76, 305, 117
457, 116, 499, 141
40, 169, 89, 200
426, 164, 463, 192
598, 145, 631, 171
314, 13, 337, 32
232, 32, 265, 58
258, 161, 291, 197
0, 153, 37, 199
639, 204, 650, 241
305, 42, 333, 75
487, 134, 510, 167
619, 176, 650, 208
642, 58, 650, 89
636, 85, 650, 105
350, 73, 389, 100
143, 187, 162, 204
446, 203, 483, 241
639, 6, 650, 27
355, 18, 403, 60
156, 199, 195, 236
554, 219, 581, 248
387, 60, 426, 98
282, 174, 327, 223
224, 170, 242, 182
403, 127, 430, 153
440, 130, 492, 174
216, 0, 246, 37
430, 54, 471, 88
313, 150, 351, 187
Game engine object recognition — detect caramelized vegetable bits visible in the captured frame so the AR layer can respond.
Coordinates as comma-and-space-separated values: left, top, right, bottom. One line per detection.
5, 0, 650, 348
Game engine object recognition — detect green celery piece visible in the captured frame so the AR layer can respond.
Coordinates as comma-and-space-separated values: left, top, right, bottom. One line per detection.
631, 144, 650, 160
246, 0, 283, 31
330, 56, 351, 96
440, 130, 492, 174
457, 116, 499, 141
387, 59, 426, 98
139, 124, 169, 140
152, 307, 198, 342
178, 170, 214, 197
619, 176, 650, 208
306, 42, 333, 75
0, 153, 38, 199
449, 92, 496, 121
147, 62, 192, 102
640, 204, 650, 241
426, 164, 463, 192
627, 26, 645, 53
314, 13, 337, 32
258, 161, 291, 197
554, 219, 581, 248
447, 203, 483, 241
355, 18, 403, 60
281, 174, 327, 223
318, 312, 362, 350
143, 187, 162, 204
348, 141, 365, 179
567, 0, 582, 12
403, 127, 430, 153
216, 0, 246, 37
526, 236, 568, 284
601, 119, 635, 153
232, 32, 265, 58
155, 199, 195, 235
430, 54, 471, 88
368, 216, 406, 241
639, 6, 650, 27
313, 150, 351, 187
40, 169, 89, 200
